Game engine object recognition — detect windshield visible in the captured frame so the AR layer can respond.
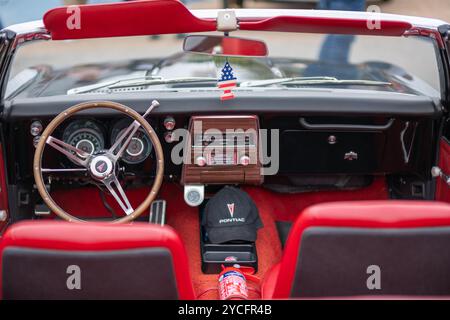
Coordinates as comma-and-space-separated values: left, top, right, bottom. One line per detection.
6, 31, 442, 99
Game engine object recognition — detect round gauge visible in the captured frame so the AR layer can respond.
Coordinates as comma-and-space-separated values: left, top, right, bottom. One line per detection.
62, 120, 105, 164
111, 120, 153, 164
187, 190, 201, 204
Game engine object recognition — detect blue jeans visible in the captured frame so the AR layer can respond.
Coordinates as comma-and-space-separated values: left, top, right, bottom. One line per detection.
318, 0, 366, 64
318, 0, 365, 11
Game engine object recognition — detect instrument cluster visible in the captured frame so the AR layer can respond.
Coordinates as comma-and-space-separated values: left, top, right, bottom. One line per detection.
110, 119, 153, 164
61, 118, 153, 165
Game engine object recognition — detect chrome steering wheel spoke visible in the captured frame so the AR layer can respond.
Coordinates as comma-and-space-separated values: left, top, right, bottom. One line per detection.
109, 120, 141, 161
42, 168, 88, 173
46, 136, 90, 167
103, 175, 134, 215
107, 100, 159, 161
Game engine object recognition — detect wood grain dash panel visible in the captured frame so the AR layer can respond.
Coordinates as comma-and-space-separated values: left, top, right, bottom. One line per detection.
182, 115, 263, 185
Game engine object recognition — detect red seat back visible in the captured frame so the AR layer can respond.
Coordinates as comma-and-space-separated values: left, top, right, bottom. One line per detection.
263, 201, 450, 299
0, 221, 195, 300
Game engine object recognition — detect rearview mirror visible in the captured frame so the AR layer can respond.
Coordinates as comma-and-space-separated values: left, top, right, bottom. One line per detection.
183, 35, 268, 57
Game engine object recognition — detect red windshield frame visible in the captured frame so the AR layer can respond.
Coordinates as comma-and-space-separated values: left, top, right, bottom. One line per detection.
43, 0, 415, 41
43, 0, 216, 40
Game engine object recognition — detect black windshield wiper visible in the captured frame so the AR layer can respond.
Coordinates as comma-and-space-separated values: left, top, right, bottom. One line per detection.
240, 76, 392, 88
68, 76, 218, 95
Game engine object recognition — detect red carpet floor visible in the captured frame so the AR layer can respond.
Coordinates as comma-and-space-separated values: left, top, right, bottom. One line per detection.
243, 178, 388, 222
161, 184, 281, 299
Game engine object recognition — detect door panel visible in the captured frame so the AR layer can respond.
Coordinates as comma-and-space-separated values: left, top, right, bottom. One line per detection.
436, 26, 450, 202
436, 138, 450, 202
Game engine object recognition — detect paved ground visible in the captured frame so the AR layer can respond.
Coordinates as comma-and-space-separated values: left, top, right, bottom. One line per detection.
9, 0, 450, 91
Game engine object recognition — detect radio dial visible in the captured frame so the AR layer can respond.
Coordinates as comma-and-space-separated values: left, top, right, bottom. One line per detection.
240, 155, 250, 166
196, 156, 207, 167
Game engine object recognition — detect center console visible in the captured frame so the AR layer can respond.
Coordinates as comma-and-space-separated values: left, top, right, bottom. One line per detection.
199, 204, 258, 274
200, 225, 258, 274
180, 115, 262, 272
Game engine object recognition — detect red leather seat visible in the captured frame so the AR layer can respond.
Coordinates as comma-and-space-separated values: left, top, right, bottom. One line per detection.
262, 201, 450, 299
0, 221, 195, 300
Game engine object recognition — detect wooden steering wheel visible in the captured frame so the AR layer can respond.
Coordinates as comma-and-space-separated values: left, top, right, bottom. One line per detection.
33, 100, 164, 223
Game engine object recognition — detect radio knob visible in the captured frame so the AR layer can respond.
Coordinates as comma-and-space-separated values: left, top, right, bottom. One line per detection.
163, 116, 176, 131
195, 156, 207, 167
240, 155, 250, 166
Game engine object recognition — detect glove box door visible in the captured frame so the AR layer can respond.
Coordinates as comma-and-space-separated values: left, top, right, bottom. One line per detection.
280, 130, 387, 174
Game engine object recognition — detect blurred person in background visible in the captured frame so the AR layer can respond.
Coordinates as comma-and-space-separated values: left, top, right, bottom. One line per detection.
318, 0, 366, 63
304, 0, 366, 79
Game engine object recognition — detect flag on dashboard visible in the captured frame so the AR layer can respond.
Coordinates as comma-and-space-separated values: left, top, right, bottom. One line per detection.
217, 61, 237, 101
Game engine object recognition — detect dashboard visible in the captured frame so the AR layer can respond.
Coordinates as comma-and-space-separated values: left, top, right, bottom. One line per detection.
0, 90, 442, 212
16, 111, 435, 185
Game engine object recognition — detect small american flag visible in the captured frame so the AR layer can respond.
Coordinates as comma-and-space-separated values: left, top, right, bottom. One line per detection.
217, 61, 237, 101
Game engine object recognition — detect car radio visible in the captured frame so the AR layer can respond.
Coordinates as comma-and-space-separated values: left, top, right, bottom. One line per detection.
181, 115, 263, 185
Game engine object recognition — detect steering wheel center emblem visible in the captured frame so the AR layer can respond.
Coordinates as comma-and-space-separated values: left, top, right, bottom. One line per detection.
89, 155, 113, 179
96, 161, 107, 173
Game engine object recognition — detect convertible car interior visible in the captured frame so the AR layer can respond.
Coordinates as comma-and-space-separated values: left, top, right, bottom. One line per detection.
1, 0, 450, 300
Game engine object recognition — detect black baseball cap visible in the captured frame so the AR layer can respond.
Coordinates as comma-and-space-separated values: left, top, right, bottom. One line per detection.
202, 186, 263, 244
